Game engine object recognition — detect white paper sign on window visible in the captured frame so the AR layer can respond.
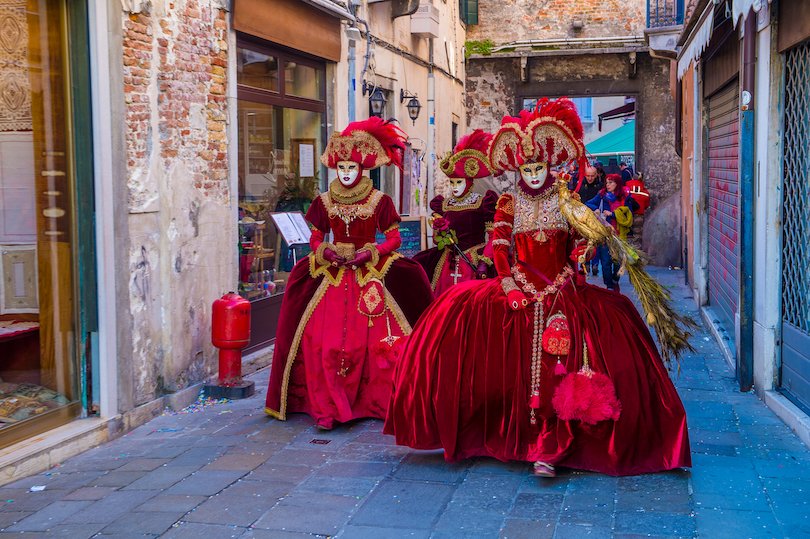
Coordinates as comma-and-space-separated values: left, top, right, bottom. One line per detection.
299, 144, 314, 177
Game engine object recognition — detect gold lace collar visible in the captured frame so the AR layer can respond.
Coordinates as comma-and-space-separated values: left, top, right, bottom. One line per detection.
329, 176, 373, 205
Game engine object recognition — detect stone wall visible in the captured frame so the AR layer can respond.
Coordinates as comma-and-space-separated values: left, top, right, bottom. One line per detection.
466, 0, 646, 44
465, 52, 680, 211
121, 0, 235, 407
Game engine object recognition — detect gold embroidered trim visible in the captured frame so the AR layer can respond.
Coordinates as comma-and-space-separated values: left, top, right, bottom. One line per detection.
320, 131, 391, 170
275, 277, 332, 420
492, 221, 511, 229
485, 221, 495, 232
500, 276, 520, 296
308, 253, 345, 286
358, 242, 381, 267
382, 223, 400, 235
322, 188, 384, 225
443, 191, 483, 212
493, 239, 511, 247
440, 147, 493, 178
385, 288, 413, 335
315, 242, 337, 266
513, 186, 569, 235
430, 248, 451, 291
356, 253, 403, 286
265, 407, 281, 419
329, 176, 373, 204
496, 194, 514, 216
490, 124, 530, 171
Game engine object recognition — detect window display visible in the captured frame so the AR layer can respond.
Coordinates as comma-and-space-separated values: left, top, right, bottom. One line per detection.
236, 38, 326, 313
0, 0, 81, 447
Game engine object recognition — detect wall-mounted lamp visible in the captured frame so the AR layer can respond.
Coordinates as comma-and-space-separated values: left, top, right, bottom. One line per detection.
400, 89, 422, 125
345, 25, 362, 42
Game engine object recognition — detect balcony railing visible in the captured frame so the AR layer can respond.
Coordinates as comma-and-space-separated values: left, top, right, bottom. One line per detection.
647, 0, 684, 28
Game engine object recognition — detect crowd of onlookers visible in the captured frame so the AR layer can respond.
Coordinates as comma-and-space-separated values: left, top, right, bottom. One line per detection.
556, 159, 649, 293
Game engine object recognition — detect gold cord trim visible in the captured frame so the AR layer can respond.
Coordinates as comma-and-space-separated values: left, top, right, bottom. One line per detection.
430, 248, 451, 291
382, 223, 400, 235
385, 288, 413, 335
356, 253, 402, 286
276, 277, 332, 420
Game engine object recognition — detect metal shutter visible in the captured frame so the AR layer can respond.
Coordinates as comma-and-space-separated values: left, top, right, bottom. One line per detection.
707, 78, 740, 343
781, 41, 810, 410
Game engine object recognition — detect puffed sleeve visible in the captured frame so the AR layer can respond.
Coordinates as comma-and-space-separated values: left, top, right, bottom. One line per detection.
375, 193, 402, 234
305, 195, 330, 233
429, 195, 446, 216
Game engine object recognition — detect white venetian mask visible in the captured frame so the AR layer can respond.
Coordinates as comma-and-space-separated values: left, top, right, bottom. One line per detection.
337, 160, 360, 187
519, 162, 549, 189
449, 177, 468, 198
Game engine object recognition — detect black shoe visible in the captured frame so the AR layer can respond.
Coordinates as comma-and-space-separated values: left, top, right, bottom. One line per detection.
592, 266, 599, 276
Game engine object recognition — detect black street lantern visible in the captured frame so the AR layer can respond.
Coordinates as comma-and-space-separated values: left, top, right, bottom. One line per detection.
401, 89, 422, 125
369, 89, 387, 117
406, 97, 422, 125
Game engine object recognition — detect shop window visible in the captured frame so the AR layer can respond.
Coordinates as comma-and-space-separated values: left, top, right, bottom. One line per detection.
1, 0, 81, 446
237, 47, 279, 93
236, 36, 326, 347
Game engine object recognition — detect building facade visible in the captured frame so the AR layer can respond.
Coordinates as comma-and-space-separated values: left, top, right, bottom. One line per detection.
676, 0, 810, 446
1, 0, 468, 484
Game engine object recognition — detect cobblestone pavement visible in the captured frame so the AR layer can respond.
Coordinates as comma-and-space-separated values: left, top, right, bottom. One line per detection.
1, 268, 809, 538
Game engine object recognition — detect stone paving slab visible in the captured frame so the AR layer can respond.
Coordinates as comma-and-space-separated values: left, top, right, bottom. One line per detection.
1, 268, 809, 538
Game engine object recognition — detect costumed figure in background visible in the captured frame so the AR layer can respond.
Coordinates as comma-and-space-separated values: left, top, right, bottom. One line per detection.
413, 130, 499, 298
384, 98, 693, 477
265, 117, 434, 430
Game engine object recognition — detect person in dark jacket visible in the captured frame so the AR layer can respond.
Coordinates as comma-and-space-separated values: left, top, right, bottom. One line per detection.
576, 166, 604, 276
585, 174, 639, 293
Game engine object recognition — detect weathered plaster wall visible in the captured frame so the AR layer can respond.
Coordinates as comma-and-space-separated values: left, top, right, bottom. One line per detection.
466, 0, 646, 43
121, 0, 235, 407
465, 52, 680, 211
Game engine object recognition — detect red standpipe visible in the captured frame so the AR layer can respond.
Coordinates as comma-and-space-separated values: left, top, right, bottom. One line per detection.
211, 292, 251, 386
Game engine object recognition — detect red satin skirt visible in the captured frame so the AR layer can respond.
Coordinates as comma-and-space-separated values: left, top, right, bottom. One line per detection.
383, 278, 691, 476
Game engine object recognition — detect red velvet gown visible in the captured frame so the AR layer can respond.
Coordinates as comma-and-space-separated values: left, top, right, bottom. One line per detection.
266, 180, 433, 428
384, 185, 691, 476
413, 190, 498, 297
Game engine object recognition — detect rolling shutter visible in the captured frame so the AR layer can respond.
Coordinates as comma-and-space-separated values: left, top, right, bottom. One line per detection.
706, 78, 740, 343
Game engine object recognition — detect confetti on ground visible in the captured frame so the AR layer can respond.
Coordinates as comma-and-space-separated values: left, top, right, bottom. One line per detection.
163, 394, 231, 416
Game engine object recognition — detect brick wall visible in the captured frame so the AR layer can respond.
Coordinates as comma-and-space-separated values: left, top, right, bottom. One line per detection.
467, 0, 646, 44
121, 0, 234, 406
123, 0, 229, 206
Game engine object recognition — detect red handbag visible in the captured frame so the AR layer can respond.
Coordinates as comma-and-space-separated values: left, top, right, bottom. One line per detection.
542, 312, 570, 356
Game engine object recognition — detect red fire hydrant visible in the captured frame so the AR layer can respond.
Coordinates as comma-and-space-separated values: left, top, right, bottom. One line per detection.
204, 292, 255, 399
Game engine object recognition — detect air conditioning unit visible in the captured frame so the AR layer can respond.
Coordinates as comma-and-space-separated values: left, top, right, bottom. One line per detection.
411, 3, 439, 39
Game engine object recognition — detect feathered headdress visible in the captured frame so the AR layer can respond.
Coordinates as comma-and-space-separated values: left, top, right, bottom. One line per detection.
489, 98, 588, 176
320, 117, 407, 171
439, 129, 502, 179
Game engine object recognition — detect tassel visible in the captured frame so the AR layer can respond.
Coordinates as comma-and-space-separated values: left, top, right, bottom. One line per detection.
554, 360, 567, 376
529, 393, 541, 409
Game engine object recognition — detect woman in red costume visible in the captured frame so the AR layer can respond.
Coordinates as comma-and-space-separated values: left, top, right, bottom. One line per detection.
265, 118, 433, 430
413, 130, 499, 297
384, 99, 691, 477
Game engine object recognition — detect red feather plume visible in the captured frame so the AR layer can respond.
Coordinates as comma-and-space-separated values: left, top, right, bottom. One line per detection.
344, 117, 407, 171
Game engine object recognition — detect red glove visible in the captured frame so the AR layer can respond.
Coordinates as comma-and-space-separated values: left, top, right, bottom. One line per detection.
476, 261, 488, 279
506, 289, 529, 311
569, 242, 595, 263
346, 249, 372, 268
323, 248, 345, 267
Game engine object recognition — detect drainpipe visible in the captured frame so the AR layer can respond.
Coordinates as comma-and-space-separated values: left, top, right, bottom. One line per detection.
427, 38, 435, 214
348, 40, 356, 122
738, 12, 756, 392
